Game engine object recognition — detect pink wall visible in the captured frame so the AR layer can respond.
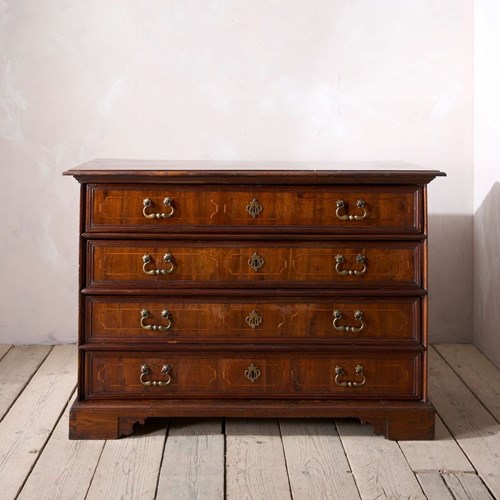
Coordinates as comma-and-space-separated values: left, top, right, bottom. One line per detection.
0, 1, 473, 345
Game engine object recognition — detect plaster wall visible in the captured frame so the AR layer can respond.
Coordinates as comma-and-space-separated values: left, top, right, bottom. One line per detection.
473, 0, 500, 367
0, 1, 473, 344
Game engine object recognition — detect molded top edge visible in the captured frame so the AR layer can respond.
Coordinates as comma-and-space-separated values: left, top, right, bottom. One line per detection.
63, 159, 445, 184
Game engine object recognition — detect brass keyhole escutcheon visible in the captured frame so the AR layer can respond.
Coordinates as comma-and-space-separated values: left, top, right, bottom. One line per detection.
246, 199, 263, 218
244, 363, 261, 383
246, 311, 263, 329
248, 252, 265, 272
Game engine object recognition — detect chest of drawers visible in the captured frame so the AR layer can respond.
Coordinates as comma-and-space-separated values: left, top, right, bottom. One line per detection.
64, 160, 444, 440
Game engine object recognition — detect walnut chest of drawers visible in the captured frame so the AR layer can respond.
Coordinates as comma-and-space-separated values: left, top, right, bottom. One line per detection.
64, 160, 445, 440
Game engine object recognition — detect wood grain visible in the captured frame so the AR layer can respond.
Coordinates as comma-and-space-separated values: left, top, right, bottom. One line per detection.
442, 472, 494, 499
399, 414, 474, 472
85, 351, 421, 400
85, 420, 166, 500
0, 345, 77, 499
428, 347, 500, 497
0, 344, 12, 361
435, 344, 500, 422
157, 419, 224, 500
63, 159, 445, 185
0, 345, 52, 420
226, 419, 291, 500
280, 419, 360, 500
4, 342, 497, 499
88, 240, 421, 288
86, 296, 421, 344
89, 185, 420, 232
336, 419, 425, 499
18, 393, 105, 500
67, 166, 441, 441
417, 473, 454, 499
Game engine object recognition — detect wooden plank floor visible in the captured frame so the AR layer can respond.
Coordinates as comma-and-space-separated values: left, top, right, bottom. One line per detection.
0, 344, 498, 500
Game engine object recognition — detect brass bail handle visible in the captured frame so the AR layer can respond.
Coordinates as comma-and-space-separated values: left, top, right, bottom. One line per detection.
335, 254, 367, 276
140, 363, 172, 386
334, 365, 366, 387
143, 197, 175, 219
140, 309, 172, 331
142, 253, 176, 275
335, 199, 367, 221
333, 309, 365, 333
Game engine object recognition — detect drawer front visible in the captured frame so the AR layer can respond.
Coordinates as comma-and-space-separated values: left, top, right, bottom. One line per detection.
88, 185, 421, 233
85, 297, 421, 344
85, 351, 422, 400
87, 241, 421, 288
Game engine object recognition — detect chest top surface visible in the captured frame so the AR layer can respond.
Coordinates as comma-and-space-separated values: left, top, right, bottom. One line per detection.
64, 159, 445, 184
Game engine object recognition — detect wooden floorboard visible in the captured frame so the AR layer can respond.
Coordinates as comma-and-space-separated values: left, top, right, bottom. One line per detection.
0, 345, 52, 421
442, 472, 495, 499
417, 472, 455, 499
85, 420, 167, 500
226, 418, 292, 500
398, 414, 474, 473
436, 343, 500, 422
280, 419, 360, 500
429, 346, 500, 498
0, 345, 76, 500
0, 344, 12, 361
336, 419, 426, 499
157, 419, 224, 500
17, 393, 105, 500
0, 343, 498, 500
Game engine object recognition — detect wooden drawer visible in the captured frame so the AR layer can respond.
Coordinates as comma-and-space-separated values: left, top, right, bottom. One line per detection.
85, 296, 421, 345
85, 351, 422, 400
87, 184, 421, 233
87, 240, 421, 288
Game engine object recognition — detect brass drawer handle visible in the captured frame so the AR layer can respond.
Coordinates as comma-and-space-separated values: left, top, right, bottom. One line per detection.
335, 254, 367, 276
246, 310, 263, 329
333, 309, 364, 333
142, 253, 175, 275
335, 199, 367, 221
246, 199, 263, 218
140, 309, 172, 331
244, 363, 261, 383
140, 363, 172, 386
143, 197, 175, 219
335, 365, 366, 387
248, 252, 265, 271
